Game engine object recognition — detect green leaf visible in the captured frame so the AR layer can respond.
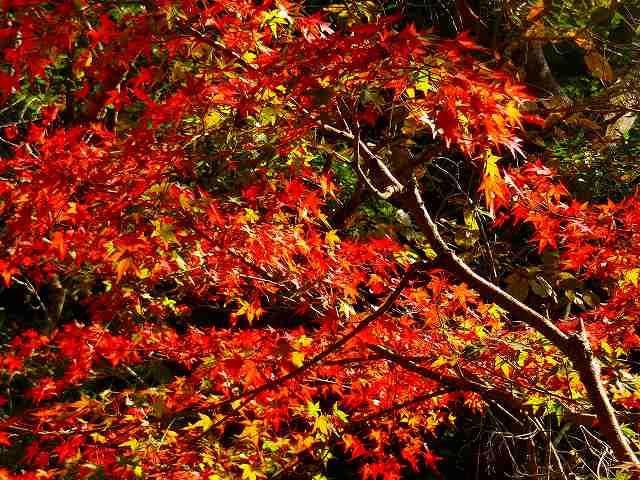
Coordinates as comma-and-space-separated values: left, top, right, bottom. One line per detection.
151, 219, 178, 244
306, 401, 321, 418
517, 351, 528, 367
332, 403, 348, 423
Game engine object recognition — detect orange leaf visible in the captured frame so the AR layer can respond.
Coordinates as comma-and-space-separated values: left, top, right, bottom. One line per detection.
51, 231, 66, 260
115, 257, 134, 283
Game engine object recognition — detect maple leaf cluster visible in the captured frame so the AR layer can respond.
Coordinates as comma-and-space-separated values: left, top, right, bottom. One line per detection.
0, 1, 638, 479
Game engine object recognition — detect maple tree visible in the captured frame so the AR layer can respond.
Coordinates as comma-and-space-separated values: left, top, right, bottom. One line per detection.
0, 1, 639, 479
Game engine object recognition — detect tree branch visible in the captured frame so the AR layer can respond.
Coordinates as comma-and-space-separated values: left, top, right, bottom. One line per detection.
203, 260, 424, 426
365, 344, 630, 430
321, 123, 639, 468
402, 177, 640, 469
406, 178, 570, 349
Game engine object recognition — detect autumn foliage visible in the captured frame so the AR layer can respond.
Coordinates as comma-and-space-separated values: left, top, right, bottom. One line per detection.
0, 1, 639, 479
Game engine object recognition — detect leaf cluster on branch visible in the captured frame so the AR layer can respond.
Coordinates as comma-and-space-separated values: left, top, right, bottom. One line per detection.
0, 1, 639, 479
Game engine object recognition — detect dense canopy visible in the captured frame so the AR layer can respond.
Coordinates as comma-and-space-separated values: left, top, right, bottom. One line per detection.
1, 1, 640, 479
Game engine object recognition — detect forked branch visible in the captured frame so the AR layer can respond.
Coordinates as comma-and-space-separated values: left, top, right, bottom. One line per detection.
322, 120, 638, 469
403, 178, 639, 469
343, 128, 640, 469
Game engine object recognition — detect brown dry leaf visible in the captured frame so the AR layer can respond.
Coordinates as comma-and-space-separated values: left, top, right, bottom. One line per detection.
566, 115, 602, 132
543, 112, 564, 130
505, 273, 529, 302
584, 51, 614, 83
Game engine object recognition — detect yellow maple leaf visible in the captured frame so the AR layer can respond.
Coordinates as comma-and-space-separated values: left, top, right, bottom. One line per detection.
291, 351, 305, 367
478, 150, 508, 215
240, 464, 265, 480
313, 415, 333, 437
325, 230, 340, 248
623, 268, 640, 287
184, 413, 214, 432
118, 438, 139, 450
